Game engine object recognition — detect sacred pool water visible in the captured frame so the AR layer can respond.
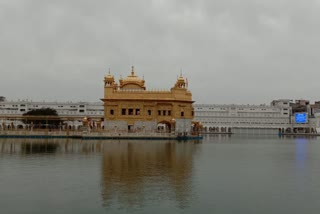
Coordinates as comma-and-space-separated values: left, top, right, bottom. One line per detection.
1, 135, 320, 214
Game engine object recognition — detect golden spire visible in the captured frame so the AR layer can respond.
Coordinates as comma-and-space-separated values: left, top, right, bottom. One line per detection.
131, 66, 135, 76
105, 68, 113, 79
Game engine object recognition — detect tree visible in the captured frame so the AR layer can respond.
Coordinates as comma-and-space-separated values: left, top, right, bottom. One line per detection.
23, 108, 61, 129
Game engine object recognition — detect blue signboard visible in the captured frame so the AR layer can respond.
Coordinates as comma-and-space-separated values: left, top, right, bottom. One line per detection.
295, 113, 307, 123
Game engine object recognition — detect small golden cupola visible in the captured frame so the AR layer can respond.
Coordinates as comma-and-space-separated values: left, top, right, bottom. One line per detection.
173, 73, 188, 89
104, 70, 118, 89
119, 66, 146, 90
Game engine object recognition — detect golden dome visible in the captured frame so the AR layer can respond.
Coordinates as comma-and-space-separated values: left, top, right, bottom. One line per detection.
119, 66, 146, 90
104, 70, 117, 88
104, 70, 114, 81
177, 75, 185, 83
173, 74, 188, 89
105, 73, 113, 79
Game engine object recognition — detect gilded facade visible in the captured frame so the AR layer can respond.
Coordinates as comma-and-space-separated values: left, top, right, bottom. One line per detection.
101, 67, 194, 133
101, 141, 197, 205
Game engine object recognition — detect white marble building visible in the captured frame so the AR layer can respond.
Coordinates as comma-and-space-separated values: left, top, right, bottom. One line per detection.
0, 100, 104, 130
0, 100, 104, 118
1, 98, 319, 134
194, 99, 292, 134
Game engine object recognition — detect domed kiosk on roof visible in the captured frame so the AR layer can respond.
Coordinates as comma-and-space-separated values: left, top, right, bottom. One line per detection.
173, 74, 188, 89
104, 71, 118, 89
102, 66, 195, 135
119, 66, 146, 90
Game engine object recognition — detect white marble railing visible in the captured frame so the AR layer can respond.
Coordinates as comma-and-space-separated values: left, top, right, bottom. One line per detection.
0, 130, 176, 137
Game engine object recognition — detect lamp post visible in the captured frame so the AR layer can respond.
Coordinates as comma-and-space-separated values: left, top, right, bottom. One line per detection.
171, 118, 176, 135
198, 122, 202, 135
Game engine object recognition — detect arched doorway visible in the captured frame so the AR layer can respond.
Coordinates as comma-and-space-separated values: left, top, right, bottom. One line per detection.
157, 121, 172, 133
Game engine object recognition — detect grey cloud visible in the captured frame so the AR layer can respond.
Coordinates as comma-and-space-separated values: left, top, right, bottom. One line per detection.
1, 0, 320, 104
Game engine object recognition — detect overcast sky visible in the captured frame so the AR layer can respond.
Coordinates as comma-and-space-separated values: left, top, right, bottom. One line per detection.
1, 0, 320, 104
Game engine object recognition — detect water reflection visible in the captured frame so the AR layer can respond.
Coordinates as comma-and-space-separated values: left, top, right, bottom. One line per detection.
0, 139, 199, 209
203, 134, 232, 143
101, 140, 199, 209
295, 138, 308, 170
21, 141, 59, 154
0, 138, 104, 155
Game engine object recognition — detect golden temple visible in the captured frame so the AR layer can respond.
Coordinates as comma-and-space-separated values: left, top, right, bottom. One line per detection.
101, 66, 194, 133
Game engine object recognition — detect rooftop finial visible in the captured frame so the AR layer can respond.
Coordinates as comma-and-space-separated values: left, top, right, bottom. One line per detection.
108, 68, 111, 74
131, 66, 135, 76
180, 68, 183, 77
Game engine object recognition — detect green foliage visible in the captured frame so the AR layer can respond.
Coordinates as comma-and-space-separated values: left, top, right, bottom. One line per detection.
22, 108, 61, 128
23, 108, 59, 116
